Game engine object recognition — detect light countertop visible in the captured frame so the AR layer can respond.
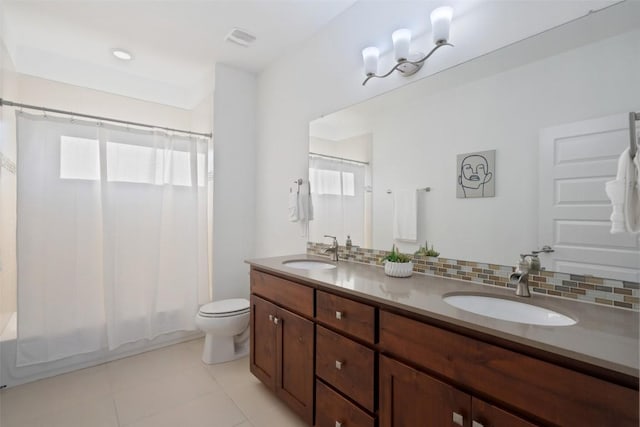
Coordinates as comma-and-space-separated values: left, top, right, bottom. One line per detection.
247, 254, 639, 380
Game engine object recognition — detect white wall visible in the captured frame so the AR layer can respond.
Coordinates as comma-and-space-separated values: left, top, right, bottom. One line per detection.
254, 0, 620, 257
309, 134, 371, 164
370, 30, 640, 266
212, 64, 256, 300
15, 74, 198, 131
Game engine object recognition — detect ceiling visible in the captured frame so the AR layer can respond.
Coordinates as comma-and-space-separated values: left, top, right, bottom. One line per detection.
1, 0, 624, 110
1, 0, 357, 109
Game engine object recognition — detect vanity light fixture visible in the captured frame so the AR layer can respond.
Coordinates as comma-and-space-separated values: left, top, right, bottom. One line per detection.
111, 48, 133, 61
361, 6, 453, 86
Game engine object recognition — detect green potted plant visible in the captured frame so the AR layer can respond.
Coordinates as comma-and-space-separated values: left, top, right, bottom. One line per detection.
381, 245, 413, 277
414, 241, 440, 258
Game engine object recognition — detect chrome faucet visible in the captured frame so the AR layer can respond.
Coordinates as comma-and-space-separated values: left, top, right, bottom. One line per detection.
322, 234, 339, 262
509, 253, 541, 297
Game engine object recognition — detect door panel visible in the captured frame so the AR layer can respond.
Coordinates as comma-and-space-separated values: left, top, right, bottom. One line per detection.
250, 295, 277, 390
275, 306, 314, 424
539, 113, 640, 281
380, 355, 471, 427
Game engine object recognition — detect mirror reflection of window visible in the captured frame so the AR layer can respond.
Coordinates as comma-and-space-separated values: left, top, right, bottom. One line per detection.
308, 149, 371, 248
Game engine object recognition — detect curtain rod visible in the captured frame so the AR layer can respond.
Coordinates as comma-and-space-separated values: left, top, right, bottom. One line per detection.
0, 98, 212, 138
309, 151, 369, 165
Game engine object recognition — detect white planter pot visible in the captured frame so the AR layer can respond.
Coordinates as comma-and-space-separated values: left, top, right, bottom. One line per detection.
384, 261, 413, 278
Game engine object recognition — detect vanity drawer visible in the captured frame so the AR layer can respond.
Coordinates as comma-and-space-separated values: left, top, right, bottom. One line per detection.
379, 310, 639, 427
316, 290, 375, 344
316, 325, 375, 412
250, 270, 314, 318
316, 380, 374, 427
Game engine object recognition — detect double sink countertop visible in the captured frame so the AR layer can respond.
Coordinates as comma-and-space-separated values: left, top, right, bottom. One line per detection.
246, 254, 639, 382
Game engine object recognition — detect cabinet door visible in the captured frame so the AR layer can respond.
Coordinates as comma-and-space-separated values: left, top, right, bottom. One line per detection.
250, 295, 277, 390
275, 306, 314, 425
471, 398, 539, 427
380, 355, 471, 427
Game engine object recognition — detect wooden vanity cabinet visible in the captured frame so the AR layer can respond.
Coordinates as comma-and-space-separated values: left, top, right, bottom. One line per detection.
315, 290, 378, 426
379, 310, 638, 427
249, 266, 638, 427
380, 355, 537, 427
250, 271, 314, 425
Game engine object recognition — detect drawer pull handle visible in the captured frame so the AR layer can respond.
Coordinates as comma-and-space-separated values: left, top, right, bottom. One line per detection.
335, 360, 343, 370
472, 421, 484, 427
335, 422, 342, 427
335, 311, 343, 320
273, 317, 279, 325
268, 314, 273, 322
452, 412, 464, 426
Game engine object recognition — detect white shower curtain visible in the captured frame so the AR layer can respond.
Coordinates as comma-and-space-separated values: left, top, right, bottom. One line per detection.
16, 112, 210, 366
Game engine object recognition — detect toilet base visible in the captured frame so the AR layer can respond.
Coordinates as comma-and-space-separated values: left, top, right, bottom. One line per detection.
201, 333, 249, 365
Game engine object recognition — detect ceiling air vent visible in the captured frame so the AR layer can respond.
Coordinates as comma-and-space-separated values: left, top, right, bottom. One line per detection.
224, 28, 256, 47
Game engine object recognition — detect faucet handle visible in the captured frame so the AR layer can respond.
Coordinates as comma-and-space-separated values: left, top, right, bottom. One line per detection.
324, 235, 338, 245
519, 253, 539, 258
532, 245, 554, 254
519, 253, 541, 272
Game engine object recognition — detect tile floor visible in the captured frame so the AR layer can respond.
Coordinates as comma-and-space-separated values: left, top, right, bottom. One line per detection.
0, 338, 307, 427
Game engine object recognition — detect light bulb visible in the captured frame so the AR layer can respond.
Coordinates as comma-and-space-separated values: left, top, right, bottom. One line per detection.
430, 6, 453, 44
392, 29, 411, 61
362, 47, 379, 76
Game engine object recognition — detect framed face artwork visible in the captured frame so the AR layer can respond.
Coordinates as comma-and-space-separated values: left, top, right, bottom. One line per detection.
457, 150, 495, 198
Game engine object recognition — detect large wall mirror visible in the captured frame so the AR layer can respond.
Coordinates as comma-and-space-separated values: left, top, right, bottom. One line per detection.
308, 2, 640, 281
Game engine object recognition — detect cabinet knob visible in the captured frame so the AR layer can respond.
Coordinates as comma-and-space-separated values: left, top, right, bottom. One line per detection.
335, 422, 342, 427
335, 311, 343, 320
268, 314, 273, 322
273, 317, 279, 325
452, 412, 464, 426
335, 360, 343, 370
472, 421, 485, 427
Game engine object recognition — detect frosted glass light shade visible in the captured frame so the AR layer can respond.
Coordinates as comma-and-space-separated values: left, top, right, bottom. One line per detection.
362, 47, 379, 75
392, 29, 411, 61
430, 6, 453, 44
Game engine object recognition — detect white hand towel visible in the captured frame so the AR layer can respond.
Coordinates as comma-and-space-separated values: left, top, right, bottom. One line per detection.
626, 151, 640, 232
297, 191, 306, 222
605, 148, 640, 233
393, 189, 417, 242
307, 181, 314, 221
288, 191, 299, 222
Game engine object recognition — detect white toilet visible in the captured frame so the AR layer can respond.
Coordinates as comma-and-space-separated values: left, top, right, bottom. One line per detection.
194, 298, 250, 364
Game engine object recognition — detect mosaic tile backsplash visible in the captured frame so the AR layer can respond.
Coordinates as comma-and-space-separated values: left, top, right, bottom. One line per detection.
307, 242, 640, 311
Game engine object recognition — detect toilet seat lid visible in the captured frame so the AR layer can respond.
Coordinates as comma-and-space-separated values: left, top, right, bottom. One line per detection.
199, 298, 250, 316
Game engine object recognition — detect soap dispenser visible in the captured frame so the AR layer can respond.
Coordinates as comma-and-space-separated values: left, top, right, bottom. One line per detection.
346, 235, 352, 251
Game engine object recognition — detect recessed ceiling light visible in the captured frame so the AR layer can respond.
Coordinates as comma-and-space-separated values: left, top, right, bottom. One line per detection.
111, 48, 133, 61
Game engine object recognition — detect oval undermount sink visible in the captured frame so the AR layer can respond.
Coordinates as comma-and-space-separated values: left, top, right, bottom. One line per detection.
443, 294, 576, 326
282, 260, 337, 270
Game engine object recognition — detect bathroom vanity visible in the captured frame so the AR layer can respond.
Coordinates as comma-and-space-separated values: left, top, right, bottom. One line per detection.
247, 256, 639, 427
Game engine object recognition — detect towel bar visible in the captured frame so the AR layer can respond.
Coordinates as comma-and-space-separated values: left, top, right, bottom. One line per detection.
386, 187, 431, 194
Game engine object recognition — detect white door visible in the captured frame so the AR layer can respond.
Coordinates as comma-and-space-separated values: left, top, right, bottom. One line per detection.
539, 113, 640, 282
